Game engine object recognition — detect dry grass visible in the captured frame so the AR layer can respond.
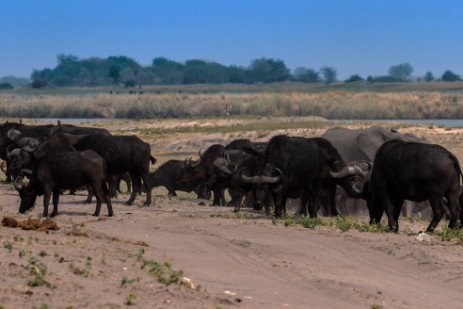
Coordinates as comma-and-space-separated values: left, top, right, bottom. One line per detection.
1, 89, 462, 119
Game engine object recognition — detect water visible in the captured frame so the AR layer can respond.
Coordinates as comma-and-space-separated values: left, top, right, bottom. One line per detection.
34, 118, 113, 124
30, 117, 463, 127
334, 119, 463, 127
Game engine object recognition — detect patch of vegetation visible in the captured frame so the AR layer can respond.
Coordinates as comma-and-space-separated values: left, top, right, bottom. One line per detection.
141, 258, 184, 286
27, 256, 55, 289
69, 261, 91, 277
3, 242, 13, 252
66, 220, 88, 237
432, 226, 463, 243
125, 293, 137, 306
275, 215, 389, 233
121, 276, 136, 287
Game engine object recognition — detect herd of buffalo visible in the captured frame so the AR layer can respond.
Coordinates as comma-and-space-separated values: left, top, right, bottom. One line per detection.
1, 120, 462, 233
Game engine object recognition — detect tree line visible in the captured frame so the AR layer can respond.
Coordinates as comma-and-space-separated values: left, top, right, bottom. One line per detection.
3, 54, 462, 89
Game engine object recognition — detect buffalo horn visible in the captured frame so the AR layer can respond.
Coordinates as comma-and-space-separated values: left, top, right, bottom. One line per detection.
0, 161, 6, 173
23, 144, 38, 152
213, 158, 234, 175
329, 165, 365, 178
198, 149, 206, 158
240, 169, 281, 184
6, 145, 21, 160
21, 169, 33, 176
13, 176, 25, 191
352, 182, 364, 195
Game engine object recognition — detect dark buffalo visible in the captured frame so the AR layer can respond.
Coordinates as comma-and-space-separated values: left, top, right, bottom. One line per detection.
13, 132, 156, 206
15, 150, 113, 217
0, 121, 110, 181
241, 136, 367, 217
311, 137, 370, 216
322, 125, 428, 216
241, 135, 323, 217
367, 140, 462, 232
149, 159, 208, 198
182, 144, 226, 206
73, 134, 156, 205
209, 139, 270, 213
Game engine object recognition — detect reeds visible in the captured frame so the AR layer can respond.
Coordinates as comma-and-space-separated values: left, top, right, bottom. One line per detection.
0, 89, 461, 119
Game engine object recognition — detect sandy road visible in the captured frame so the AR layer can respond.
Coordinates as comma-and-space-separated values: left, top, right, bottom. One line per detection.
85, 198, 463, 309
1, 181, 463, 308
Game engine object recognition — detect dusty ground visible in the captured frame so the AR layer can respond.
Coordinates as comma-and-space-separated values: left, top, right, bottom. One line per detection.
1, 117, 463, 309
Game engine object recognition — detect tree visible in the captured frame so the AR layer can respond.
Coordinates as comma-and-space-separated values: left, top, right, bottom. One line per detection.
424, 71, 434, 82
30, 68, 52, 88
320, 66, 337, 84
442, 70, 460, 82
0, 83, 13, 90
388, 63, 413, 81
293, 67, 319, 83
345, 74, 364, 83
249, 58, 290, 83
182, 60, 228, 84
151, 57, 184, 84
108, 65, 121, 84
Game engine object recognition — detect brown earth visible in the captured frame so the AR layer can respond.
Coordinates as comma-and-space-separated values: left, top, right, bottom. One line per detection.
1, 117, 463, 309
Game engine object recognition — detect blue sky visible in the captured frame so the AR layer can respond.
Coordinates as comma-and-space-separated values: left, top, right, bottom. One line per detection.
1, 0, 462, 79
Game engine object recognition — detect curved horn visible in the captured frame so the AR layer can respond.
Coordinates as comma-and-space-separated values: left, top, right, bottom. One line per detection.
352, 182, 364, 195
23, 142, 38, 152
360, 160, 372, 172
329, 165, 365, 178
6, 145, 20, 160
0, 161, 6, 173
13, 176, 25, 191
240, 168, 282, 184
21, 169, 33, 176
6, 144, 14, 159
189, 157, 201, 168
6, 129, 21, 141
213, 158, 234, 175
198, 149, 206, 158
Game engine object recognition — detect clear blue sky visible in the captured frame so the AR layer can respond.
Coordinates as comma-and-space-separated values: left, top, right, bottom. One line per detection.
1, 0, 462, 79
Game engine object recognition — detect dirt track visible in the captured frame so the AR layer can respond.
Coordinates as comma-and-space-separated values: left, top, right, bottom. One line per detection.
1, 182, 463, 309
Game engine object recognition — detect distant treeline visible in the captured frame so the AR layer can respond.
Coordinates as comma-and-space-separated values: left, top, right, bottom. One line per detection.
4, 54, 462, 89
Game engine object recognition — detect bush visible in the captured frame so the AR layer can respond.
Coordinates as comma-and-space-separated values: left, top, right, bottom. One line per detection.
31, 79, 47, 88
345, 75, 364, 83
0, 83, 13, 90
125, 79, 136, 88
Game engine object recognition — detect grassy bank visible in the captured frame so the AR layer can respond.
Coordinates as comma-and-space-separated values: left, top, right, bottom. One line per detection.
1, 82, 462, 119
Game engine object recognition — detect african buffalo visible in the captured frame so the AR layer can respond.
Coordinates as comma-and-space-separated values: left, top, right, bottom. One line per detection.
241, 135, 367, 217
366, 140, 462, 232
149, 159, 208, 198
182, 144, 226, 206
15, 150, 113, 217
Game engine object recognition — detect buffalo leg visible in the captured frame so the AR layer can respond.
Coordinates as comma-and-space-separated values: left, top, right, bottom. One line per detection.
273, 193, 287, 217
102, 181, 114, 216
391, 200, 404, 232
42, 190, 53, 217
85, 185, 93, 204
141, 172, 152, 206
126, 174, 141, 205
426, 197, 445, 232
445, 191, 461, 229
50, 189, 60, 217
